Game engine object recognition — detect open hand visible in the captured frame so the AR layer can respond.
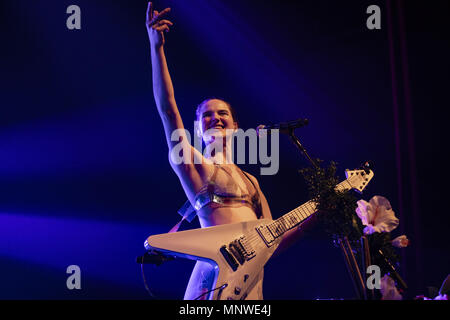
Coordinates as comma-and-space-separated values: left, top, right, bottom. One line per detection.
146, 2, 173, 48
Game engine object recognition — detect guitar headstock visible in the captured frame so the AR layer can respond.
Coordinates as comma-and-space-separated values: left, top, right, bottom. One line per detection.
345, 163, 374, 193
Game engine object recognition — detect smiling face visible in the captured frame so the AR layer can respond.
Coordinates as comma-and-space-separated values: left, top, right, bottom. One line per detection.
196, 99, 238, 144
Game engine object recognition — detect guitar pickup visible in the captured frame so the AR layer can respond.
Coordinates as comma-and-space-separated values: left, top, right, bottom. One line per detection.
256, 226, 275, 247
237, 237, 255, 260
220, 245, 239, 272
229, 242, 246, 265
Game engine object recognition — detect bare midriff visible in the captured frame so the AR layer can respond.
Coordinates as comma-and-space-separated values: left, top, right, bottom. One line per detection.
196, 205, 259, 228
183, 162, 265, 300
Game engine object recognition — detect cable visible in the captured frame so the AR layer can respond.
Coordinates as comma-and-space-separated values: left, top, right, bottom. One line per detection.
139, 257, 158, 299
194, 283, 228, 300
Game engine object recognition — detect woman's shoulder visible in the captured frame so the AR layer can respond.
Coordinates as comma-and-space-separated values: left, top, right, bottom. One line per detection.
239, 168, 261, 188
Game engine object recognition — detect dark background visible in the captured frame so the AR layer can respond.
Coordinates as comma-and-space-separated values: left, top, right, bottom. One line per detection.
0, 0, 448, 299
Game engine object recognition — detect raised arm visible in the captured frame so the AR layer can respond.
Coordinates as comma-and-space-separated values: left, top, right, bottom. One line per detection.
146, 3, 203, 172
146, 3, 180, 144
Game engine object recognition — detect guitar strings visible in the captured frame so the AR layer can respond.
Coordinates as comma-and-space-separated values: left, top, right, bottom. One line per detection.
244, 178, 354, 246
244, 204, 311, 246
241, 178, 355, 248
243, 201, 316, 248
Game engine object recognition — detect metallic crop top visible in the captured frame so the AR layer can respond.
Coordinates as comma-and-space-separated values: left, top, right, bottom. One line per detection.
178, 164, 263, 223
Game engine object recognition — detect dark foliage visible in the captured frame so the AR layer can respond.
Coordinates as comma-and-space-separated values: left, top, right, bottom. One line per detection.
300, 160, 401, 281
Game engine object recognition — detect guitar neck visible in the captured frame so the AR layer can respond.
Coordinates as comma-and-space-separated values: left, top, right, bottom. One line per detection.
268, 179, 352, 238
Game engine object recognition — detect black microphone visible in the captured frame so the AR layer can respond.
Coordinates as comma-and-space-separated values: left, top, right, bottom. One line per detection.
257, 118, 309, 135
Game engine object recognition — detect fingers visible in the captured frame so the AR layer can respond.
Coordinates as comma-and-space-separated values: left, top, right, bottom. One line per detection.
256, 125, 268, 137
154, 24, 170, 33
149, 17, 174, 35
151, 18, 173, 34
156, 7, 171, 19
148, 7, 171, 26
146, 3, 173, 36
152, 19, 173, 27
146, 2, 153, 21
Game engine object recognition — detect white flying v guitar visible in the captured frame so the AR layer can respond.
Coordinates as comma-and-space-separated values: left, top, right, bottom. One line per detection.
144, 167, 374, 300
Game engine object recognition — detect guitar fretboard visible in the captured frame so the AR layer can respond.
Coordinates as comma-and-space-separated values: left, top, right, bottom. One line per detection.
267, 179, 352, 238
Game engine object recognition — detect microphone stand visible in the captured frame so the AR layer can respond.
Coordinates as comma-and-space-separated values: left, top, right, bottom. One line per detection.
287, 128, 319, 170
286, 127, 367, 299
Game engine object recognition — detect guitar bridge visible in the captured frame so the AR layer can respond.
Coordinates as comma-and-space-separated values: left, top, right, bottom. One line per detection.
231, 237, 256, 262
222, 236, 256, 271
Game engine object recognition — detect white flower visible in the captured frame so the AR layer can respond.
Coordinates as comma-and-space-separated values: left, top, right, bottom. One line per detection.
392, 235, 409, 248
356, 195, 399, 235
380, 274, 403, 300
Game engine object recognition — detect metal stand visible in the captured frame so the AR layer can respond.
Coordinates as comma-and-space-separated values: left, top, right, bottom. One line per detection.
287, 128, 319, 170
378, 249, 408, 291
361, 236, 375, 299
286, 128, 367, 299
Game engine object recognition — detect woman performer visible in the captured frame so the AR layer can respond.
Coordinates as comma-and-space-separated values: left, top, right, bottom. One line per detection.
145, 2, 306, 300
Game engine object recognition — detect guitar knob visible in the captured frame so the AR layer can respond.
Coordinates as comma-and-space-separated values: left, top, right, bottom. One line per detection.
244, 274, 249, 282
234, 287, 241, 295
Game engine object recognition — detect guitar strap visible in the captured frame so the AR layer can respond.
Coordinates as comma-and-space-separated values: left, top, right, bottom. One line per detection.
169, 165, 220, 233
168, 200, 197, 233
